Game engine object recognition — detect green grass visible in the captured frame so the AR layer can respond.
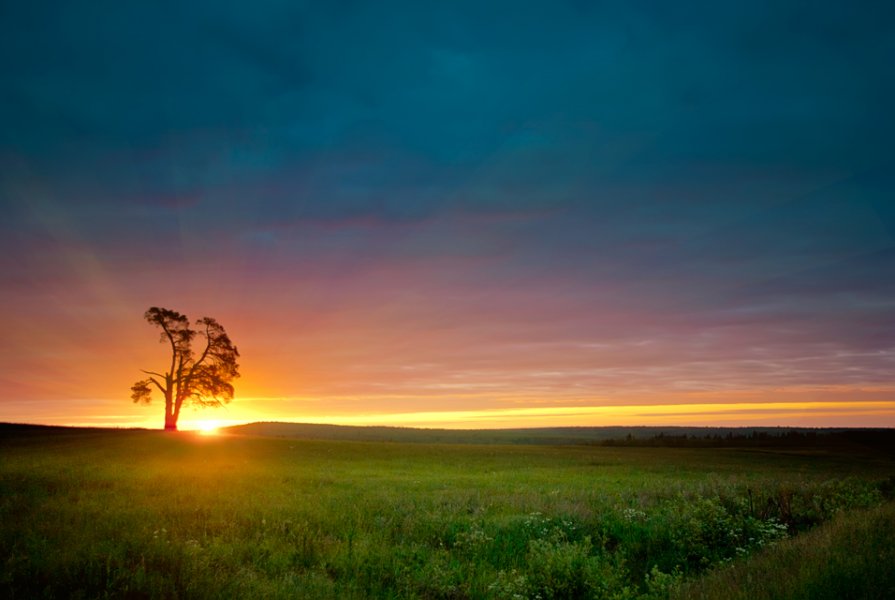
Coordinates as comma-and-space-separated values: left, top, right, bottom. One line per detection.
1, 427, 893, 598
673, 501, 895, 600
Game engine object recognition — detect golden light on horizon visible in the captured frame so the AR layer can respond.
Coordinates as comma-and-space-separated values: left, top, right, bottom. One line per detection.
195, 420, 221, 435
294, 400, 895, 428
10, 389, 895, 431
161, 398, 895, 431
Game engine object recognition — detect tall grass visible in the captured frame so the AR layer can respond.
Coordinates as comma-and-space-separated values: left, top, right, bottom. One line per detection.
673, 501, 895, 600
1, 429, 892, 598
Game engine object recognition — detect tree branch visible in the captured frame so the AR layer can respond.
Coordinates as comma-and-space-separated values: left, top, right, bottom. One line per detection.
147, 377, 165, 393
164, 324, 177, 381
192, 322, 214, 371
181, 321, 213, 393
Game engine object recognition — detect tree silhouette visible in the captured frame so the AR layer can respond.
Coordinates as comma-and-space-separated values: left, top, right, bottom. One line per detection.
131, 307, 240, 431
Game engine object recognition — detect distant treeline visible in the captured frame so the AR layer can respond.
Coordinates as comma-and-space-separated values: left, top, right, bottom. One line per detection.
595, 428, 895, 452
2, 422, 893, 454
224, 422, 895, 453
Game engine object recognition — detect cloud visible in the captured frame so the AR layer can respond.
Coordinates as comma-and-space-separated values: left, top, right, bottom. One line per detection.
1, 1, 893, 425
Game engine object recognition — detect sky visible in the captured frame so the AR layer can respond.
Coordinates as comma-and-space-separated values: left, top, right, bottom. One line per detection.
1, 1, 894, 430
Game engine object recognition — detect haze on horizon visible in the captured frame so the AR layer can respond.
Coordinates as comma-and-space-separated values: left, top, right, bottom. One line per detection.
1, 1, 893, 431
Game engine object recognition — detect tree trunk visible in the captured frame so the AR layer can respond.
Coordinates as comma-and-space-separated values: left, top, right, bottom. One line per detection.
164, 413, 178, 431
164, 387, 177, 431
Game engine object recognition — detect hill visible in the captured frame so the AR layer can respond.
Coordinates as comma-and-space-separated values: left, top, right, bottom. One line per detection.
224, 421, 895, 451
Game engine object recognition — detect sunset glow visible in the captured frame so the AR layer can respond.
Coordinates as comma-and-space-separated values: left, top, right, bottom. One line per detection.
194, 421, 221, 435
1, 2, 893, 431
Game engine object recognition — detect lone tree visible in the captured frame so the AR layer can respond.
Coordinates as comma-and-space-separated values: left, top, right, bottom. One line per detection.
131, 307, 240, 431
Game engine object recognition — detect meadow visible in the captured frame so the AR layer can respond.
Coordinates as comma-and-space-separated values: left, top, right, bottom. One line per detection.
1, 425, 894, 599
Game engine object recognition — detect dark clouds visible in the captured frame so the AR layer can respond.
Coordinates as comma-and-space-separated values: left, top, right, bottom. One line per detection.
5, 1, 893, 205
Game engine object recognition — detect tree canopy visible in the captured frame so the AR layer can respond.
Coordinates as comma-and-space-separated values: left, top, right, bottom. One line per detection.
131, 307, 240, 430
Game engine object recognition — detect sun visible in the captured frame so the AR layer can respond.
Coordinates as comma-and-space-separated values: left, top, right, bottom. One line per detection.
196, 420, 220, 435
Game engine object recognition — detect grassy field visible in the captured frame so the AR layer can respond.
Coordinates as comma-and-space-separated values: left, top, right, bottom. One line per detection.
1, 426, 893, 599
671, 500, 895, 600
